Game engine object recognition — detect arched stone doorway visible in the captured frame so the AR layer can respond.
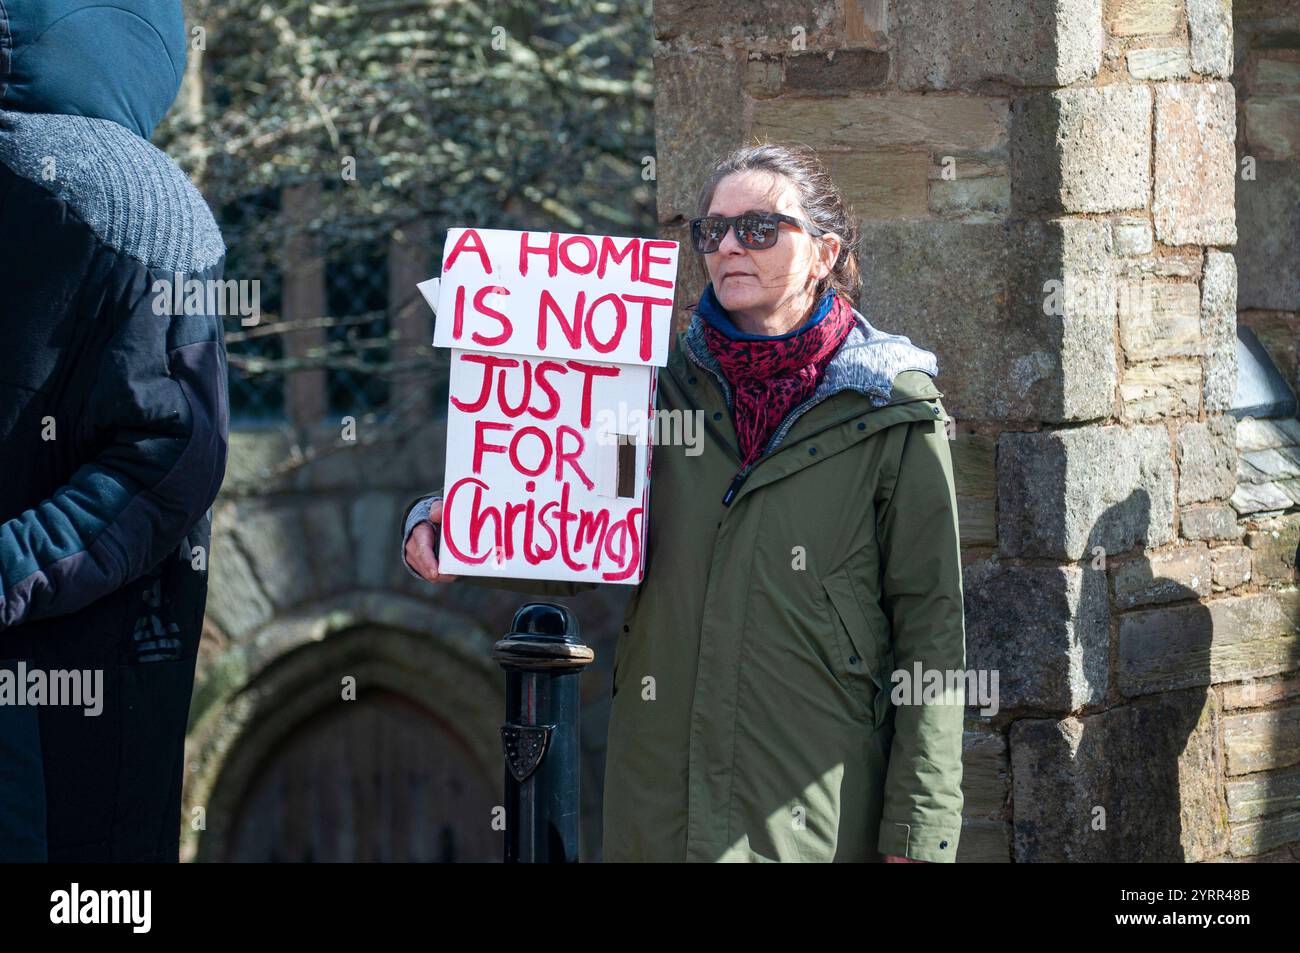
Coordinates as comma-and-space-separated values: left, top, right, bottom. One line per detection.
188, 618, 506, 862
226, 689, 496, 861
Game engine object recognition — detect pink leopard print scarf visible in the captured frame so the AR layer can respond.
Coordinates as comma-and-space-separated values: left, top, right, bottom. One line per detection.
702, 293, 857, 470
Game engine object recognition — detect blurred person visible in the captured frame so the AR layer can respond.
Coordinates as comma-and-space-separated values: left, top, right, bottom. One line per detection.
0, 1, 228, 861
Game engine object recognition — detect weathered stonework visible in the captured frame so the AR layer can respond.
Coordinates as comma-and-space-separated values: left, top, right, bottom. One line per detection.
1223, 702, 1300, 776
1180, 503, 1244, 541
1245, 96, 1300, 160
651, 51, 748, 223
1113, 216, 1154, 255
1120, 360, 1203, 420
1117, 590, 1300, 696
1186, 0, 1234, 78
1210, 545, 1253, 591
896, 0, 1104, 89
1235, 162, 1300, 312
1111, 546, 1213, 610
958, 730, 1012, 862
1127, 46, 1193, 81
1201, 250, 1238, 414
1011, 688, 1227, 862
998, 424, 1176, 560
964, 561, 1109, 713
1012, 85, 1152, 214
1106, 0, 1182, 37
752, 93, 1009, 154
1153, 83, 1238, 246
782, 49, 890, 93
1244, 513, 1300, 581
1177, 415, 1238, 505
1118, 281, 1201, 361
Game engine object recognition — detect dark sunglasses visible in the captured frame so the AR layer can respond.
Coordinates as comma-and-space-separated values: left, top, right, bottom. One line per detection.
689, 211, 827, 253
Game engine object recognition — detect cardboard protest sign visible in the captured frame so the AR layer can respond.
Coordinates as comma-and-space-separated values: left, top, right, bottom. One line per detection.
418, 227, 679, 584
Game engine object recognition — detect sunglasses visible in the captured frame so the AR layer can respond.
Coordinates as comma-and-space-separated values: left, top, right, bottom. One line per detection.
689, 211, 827, 253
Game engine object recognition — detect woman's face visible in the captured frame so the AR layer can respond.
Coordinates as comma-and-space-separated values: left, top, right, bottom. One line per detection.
701, 170, 839, 331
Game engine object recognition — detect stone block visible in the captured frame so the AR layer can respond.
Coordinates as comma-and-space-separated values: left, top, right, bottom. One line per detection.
1111, 546, 1212, 610
1227, 764, 1300, 821
820, 151, 930, 220
1120, 360, 1201, 420
1127, 47, 1193, 80
652, 51, 748, 221
752, 93, 1009, 154
1106, 0, 1182, 36
1177, 415, 1237, 505
1229, 811, 1300, 857
1008, 217, 1118, 422
896, 0, 1103, 89
1245, 96, 1300, 161
207, 503, 275, 641
1201, 249, 1238, 412
843, 0, 889, 48
958, 730, 1011, 863
654, 0, 841, 51
229, 505, 319, 612
998, 424, 1175, 560
783, 49, 889, 92
1011, 688, 1227, 862
1118, 280, 1201, 361
1113, 216, 1153, 256
859, 217, 1115, 424
1244, 514, 1300, 581
858, 220, 1007, 422
928, 174, 1011, 221
1180, 503, 1243, 541
1210, 544, 1252, 591
1224, 702, 1300, 775
964, 561, 1110, 713
1235, 162, 1300, 312
1153, 84, 1237, 246
1186, 0, 1234, 77
1118, 590, 1300, 696
1012, 85, 1152, 214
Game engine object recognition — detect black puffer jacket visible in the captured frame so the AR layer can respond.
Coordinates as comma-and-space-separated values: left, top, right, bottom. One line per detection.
0, 1, 228, 861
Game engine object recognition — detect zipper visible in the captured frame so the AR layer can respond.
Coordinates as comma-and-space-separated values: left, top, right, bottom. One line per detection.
684, 331, 868, 507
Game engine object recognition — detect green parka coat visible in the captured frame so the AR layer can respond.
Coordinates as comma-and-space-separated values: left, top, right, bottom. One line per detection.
407, 306, 967, 863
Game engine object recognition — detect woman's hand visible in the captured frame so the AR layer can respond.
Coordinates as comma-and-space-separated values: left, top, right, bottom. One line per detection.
404, 499, 459, 583
884, 854, 929, 863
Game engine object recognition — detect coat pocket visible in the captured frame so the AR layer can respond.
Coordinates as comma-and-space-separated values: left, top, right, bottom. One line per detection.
821, 563, 892, 730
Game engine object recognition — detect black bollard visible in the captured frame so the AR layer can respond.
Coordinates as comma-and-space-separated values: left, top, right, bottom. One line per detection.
492, 602, 594, 863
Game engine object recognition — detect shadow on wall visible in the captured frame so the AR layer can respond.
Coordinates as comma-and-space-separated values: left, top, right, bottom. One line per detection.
1009, 490, 1216, 862
1003, 491, 1300, 863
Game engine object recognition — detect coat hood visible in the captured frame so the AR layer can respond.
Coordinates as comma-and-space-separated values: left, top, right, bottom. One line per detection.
0, 1, 187, 139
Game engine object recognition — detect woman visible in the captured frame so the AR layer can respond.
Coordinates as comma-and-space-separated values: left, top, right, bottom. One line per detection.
403, 142, 966, 863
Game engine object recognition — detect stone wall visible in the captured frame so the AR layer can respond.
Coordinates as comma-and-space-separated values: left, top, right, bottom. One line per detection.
1235, 0, 1300, 380
653, 0, 1300, 861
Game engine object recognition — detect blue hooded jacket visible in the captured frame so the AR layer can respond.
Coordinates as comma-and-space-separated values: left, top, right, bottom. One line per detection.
0, 0, 187, 138
0, 1, 228, 862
